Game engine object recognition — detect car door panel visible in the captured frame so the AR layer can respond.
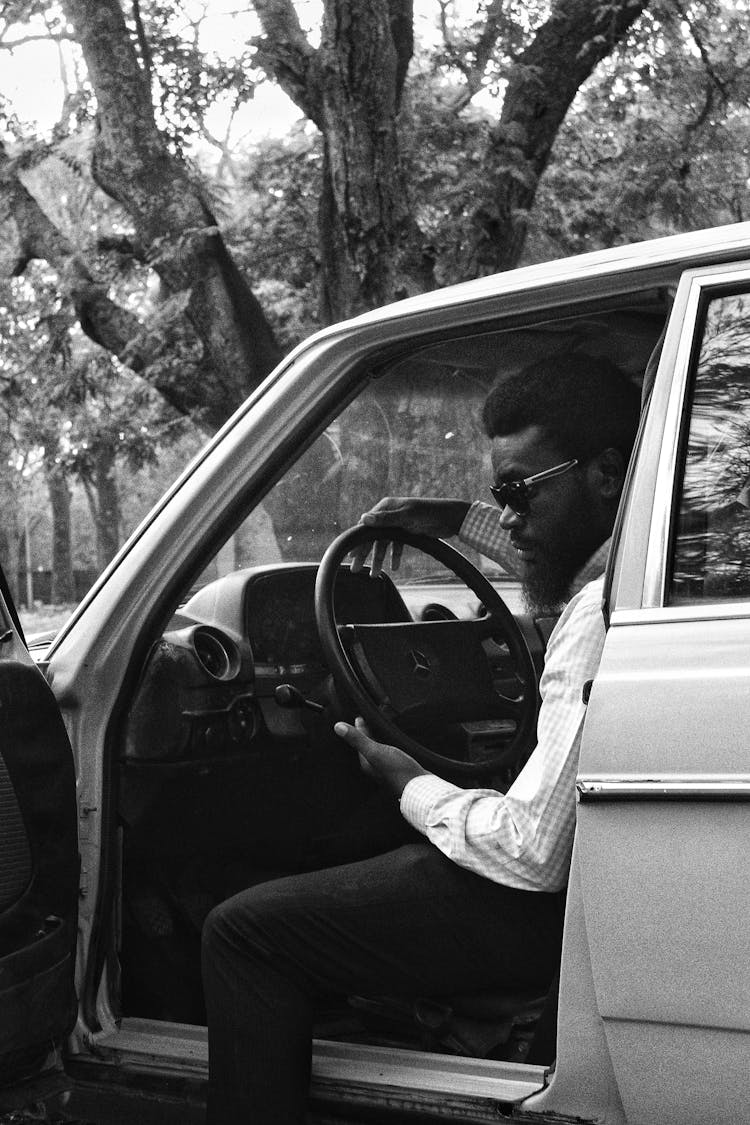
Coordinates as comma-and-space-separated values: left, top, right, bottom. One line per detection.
0, 605, 79, 1100
575, 268, 750, 1124
580, 619, 750, 1025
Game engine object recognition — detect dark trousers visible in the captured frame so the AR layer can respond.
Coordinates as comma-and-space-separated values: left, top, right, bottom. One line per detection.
201, 842, 564, 1124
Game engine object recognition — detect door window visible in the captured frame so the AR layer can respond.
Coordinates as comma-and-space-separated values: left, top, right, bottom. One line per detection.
239, 367, 491, 575
196, 297, 667, 609
195, 351, 515, 611
669, 291, 750, 604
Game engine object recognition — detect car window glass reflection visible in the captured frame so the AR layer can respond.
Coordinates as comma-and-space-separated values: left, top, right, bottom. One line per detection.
670, 291, 750, 603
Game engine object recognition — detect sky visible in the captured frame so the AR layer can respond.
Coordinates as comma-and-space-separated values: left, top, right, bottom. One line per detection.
0, 1, 470, 146
1, 3, 295, 141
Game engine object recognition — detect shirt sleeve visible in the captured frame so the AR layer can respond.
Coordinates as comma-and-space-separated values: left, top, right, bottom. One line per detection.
399, 578, 607, 892
458, 501, 520, 577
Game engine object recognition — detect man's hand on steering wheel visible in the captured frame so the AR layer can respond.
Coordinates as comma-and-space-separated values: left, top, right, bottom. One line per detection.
351, 497, 471, 576
316, 523, 538, 777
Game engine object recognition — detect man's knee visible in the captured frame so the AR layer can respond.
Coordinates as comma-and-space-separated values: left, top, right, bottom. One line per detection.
202, 897, 245, 986
202, 890, 283, 1008
202, 879, 299, 971
202, 897, 232, 958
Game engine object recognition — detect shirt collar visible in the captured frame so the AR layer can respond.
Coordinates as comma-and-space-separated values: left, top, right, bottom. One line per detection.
570, 537, 612, 596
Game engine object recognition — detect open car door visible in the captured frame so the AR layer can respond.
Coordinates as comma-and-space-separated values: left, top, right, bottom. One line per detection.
0, 564, 79, 1110
572, 267, 750, 1124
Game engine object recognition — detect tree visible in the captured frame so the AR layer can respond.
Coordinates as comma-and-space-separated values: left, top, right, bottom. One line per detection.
250, 0, 651, 318
0, 420, 22, 601
251, 0, 425, 320
530, 0, 750, 259
5, 0, 750, 456
5, 0, 750, 609
46, 459, 75, 603
63, 0, 282, 418
229, 126, 323, 347
1, 0, 653, 398
456, 0, 651, 273
1, 0, 282, 433
0, 260, 194, 589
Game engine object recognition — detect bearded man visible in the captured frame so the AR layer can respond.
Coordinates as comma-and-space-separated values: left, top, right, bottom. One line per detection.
202, 353, 641, 1125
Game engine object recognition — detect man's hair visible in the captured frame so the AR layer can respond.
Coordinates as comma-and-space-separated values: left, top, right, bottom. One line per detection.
482, 352, 641, 463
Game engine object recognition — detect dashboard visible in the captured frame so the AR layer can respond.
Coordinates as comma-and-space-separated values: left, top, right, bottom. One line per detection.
243, 565, 410, 672
122, 564, 411, 762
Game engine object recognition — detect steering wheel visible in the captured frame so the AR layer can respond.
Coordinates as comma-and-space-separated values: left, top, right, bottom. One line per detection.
314, 525, 538, 777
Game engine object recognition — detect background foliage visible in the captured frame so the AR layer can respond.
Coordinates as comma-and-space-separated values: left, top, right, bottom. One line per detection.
0, 0, 749, 614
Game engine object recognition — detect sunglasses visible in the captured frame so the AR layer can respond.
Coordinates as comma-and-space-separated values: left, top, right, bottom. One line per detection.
489, 458, 579, 516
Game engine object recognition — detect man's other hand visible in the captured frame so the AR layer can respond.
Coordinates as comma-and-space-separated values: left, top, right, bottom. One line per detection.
334, 717, 429, 798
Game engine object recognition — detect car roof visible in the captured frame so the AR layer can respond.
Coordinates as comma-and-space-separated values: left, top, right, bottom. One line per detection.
342, 221, 750, 328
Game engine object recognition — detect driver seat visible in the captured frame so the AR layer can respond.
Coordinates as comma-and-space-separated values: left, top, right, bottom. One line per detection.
345, 878, 565, 1064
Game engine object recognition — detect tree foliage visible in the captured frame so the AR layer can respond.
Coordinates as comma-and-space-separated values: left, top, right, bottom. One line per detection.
532, 0, 750, 257
2, 0, 750, 600
0, 259, 196, 597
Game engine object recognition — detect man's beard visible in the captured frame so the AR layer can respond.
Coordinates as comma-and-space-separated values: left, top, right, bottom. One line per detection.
520, 548, 582, 616
521, 562, 575, 616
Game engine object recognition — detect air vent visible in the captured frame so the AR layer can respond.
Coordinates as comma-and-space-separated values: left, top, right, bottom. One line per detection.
192, 627, 240, 681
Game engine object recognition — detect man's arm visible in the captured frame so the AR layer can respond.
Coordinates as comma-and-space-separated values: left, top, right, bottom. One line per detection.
351, 496, 520, 577
335, 580, 607, 893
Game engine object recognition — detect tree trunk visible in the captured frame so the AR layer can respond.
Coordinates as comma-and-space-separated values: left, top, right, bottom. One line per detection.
0, 479, 20, 605
94, 448, 120, 570
0, 419, 21, 603
81, 448, 120, 571
316, 0, 414, 320
47, 466, 76, 604
253, 0, 420, 322
55, 0, 282, 429
253, 0, 653, 311
469, 0, 650, 274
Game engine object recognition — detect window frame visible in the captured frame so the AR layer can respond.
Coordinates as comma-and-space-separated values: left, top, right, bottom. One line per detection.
609, 262, 750, 622
666, 285, 750, 606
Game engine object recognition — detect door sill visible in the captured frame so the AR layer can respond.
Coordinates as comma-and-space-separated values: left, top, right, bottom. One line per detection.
80, 1017, 547, 1121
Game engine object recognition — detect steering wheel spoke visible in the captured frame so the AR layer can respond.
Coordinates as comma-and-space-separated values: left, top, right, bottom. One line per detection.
316, 526, 538, 777
490, 690, 527, 721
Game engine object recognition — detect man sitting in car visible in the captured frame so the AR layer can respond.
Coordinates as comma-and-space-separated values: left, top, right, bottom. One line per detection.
201, 352, 641, 1125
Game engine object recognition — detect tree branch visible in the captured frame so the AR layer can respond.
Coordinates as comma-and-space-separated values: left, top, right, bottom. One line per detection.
470, 0, 650, 274
131, 0, 153, 90
440, 0, 512, 111
0, 144, 191, 397
674, 1, 729, 102
0, 31, 71, 48
251, 0, 324, 126
388, 0, 414, 108
59, 0, 282, 423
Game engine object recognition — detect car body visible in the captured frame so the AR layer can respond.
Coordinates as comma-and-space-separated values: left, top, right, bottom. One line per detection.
3, 221, 750, 1124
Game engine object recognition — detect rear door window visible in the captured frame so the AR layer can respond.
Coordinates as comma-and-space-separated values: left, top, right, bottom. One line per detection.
669, 290, 750, 604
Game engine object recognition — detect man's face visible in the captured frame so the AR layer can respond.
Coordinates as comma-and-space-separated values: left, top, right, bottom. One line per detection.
490, 424, 600, 615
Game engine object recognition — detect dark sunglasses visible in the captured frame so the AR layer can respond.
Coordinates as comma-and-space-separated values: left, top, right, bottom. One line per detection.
489, 458, 579, 516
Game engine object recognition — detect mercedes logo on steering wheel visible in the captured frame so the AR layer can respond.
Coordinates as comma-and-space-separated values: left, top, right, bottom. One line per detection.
409, 649, 432, 679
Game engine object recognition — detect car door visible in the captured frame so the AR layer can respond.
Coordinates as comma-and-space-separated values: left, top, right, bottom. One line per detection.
574, 262, 750, 1125
0, 563, 79, 1108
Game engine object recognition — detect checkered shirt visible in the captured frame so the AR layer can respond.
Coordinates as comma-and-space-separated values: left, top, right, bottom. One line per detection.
399, 502, 610, 893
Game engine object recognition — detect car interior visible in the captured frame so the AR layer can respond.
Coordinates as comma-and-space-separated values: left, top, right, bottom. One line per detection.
113, 289, 670, 1063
